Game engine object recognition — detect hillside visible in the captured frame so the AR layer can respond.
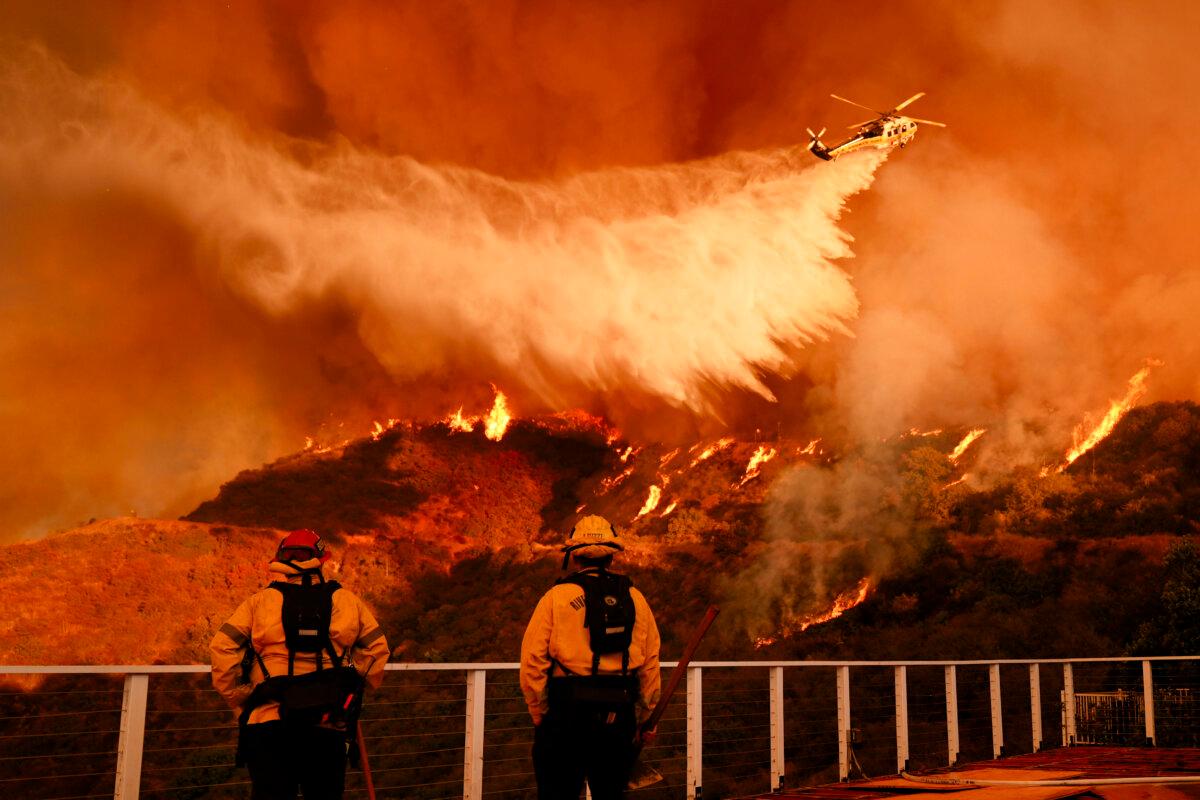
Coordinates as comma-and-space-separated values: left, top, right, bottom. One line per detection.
2, 402, 1199, 666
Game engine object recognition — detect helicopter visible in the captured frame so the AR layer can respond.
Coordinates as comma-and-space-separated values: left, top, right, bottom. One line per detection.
807, 92, 945, 161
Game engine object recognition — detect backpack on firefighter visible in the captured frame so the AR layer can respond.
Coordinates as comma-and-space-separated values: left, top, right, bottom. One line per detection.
235, 563, 368, 766
549, 568, 640, 708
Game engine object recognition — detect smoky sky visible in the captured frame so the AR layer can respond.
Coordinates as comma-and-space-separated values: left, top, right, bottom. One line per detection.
2, 0, 1198, 541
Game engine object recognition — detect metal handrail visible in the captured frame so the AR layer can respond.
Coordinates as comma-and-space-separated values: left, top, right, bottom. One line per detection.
1, 656, 1197, 800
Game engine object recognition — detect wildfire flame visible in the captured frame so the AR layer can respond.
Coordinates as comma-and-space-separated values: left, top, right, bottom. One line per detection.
690, 437, 734, 467
483, 390, 511, 441
942, 473, 970, 489
440, 388, 512, 441
598, 466, 635, 495
755, 578, 872, 648
636, 485, 663, 518
798, 438, 821, 456
904, 427, 943, 438
1056, 361, 1162, 472
660, 500, 678, 517
737, 445, 777, 487
658, 448, 681, 468
949, 428, 986, 464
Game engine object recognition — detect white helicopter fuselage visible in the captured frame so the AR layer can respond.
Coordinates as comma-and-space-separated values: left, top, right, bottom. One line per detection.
810, 116, 920, 161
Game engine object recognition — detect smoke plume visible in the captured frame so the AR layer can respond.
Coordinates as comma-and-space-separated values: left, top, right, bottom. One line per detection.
3, 0, 1200, 551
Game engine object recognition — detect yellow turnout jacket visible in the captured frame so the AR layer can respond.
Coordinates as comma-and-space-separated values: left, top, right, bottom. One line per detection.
520, 568, 661, 726
211, 560, 389, 724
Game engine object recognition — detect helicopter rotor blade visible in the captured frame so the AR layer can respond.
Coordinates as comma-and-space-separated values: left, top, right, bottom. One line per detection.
831, 94, 884, 115
908, 117, 947, 128
846, 119, 877, 130
891, 92, 926, 113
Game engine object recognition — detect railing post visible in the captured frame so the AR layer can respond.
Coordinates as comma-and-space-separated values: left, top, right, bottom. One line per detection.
1062, 662, 1076, 746
894, 666, 909, 774
1143, 660, 1157, 746
989, 663, 1004, 759
687, 667, 703, 799
464, 669, 486, 800
836, 665, 851, 781
1030, 663, 1043, 752
114, 673, 148, 800
944, 665, 959, 766
769, 666, 785, 792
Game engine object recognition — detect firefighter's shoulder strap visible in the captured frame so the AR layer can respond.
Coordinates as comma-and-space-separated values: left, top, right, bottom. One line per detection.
555, 570, 636, 675
268, 577, 344, 675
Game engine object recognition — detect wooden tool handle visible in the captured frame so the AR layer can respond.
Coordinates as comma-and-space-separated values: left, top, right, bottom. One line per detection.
643, 605, 719, 732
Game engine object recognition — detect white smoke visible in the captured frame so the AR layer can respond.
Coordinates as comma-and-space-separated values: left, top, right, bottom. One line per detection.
1, 48, 883, 411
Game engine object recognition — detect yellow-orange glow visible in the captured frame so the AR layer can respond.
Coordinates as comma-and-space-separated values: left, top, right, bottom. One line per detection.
618, 446, 639, 463
690, 437, 734, 467
738, 445, 777, 486
483, 390, 511, 441
905, 427, 943, 438
636, 485, 663, 518
446, 407, 475, 433
949, 428, 986, 463
598, 466, 635, 495
942, 473, 970, 489
658, 448, 681, 468
1057, 361, 1162, 472
754, 578, 873, 648
304, 436, 315, 450
799, 438, 821, 455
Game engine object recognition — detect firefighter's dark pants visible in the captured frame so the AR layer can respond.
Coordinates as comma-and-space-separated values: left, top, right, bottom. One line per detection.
243, 720, 348, 800
533, 678, 638, 800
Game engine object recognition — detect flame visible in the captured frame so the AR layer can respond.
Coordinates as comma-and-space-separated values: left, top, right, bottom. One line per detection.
598, 466, 635, 495
483, 390, 511, 441
618, 446, 639, 463
445, 407, 475, 433
370, 418, 400, 441
1057, 361, 1162, 472
304, 436, 315, 450
658, 448, 681, 468
690, 437, 734, 467
636, 485, 662, 518
575, 503, 586, 513
660, 500, 678, 517
798, 438, 821, 455
949, 428, 986, 464
737, 445, 777, 486
440, 388, 512, 440
904, 427, 943, 438
942, 473, 970, 489
755, 578, 872, 648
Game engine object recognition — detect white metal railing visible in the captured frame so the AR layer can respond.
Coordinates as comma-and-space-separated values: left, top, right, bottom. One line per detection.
1, 656, 1197, 800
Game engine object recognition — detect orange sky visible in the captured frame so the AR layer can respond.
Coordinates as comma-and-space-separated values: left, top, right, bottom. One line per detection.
2, 1, 1199, 539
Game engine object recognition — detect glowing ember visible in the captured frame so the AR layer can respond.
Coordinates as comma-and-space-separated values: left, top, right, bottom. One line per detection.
905, 427, 943, 438
942, 473, 970, 489
798, 438, 821, 455
598, 466, 635, 495
1057, 361, 1162, 472
658, 448, 681, 468
575, 503, 586, 513
483, 390, 512, 441
949, 428, 986, 464
755, 578, 872, 648
690, 437, 734, 467
738, 445, 777, 486
660, 501, 678, 517
636, 485, 662, 518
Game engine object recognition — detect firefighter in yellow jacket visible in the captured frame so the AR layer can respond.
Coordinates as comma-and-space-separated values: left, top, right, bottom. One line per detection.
520, 515, 661, 799
211, 529, 389, 800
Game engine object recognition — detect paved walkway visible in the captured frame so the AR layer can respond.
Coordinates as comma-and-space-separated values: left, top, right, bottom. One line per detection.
752, 747, 1200, 799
